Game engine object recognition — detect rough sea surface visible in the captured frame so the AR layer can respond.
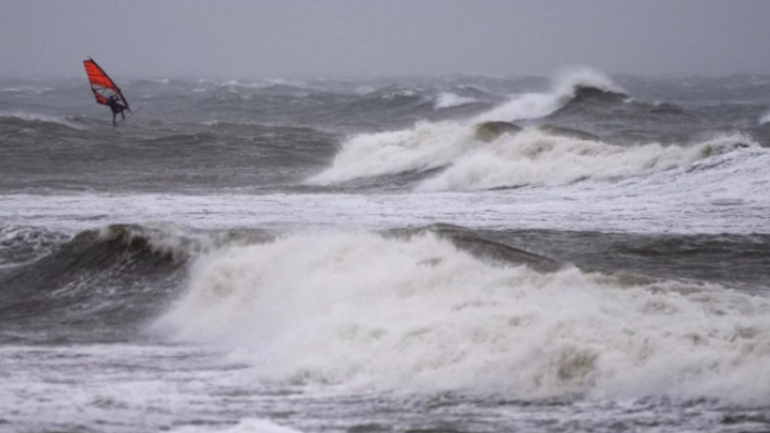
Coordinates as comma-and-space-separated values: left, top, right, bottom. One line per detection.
2, 68, 770, 432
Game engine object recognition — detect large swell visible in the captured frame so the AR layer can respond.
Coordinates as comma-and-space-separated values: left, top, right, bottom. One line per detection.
3, 69, 770, 194
3, 69, 770, 431
0, 225, 193, 342
309, 69, 770, 194
152, 229, 770, 404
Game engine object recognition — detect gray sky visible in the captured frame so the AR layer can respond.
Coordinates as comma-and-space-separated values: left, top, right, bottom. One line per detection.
2, 0, 770, 79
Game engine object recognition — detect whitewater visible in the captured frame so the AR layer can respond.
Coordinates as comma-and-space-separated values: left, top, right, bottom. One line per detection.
2, 69, 770, 432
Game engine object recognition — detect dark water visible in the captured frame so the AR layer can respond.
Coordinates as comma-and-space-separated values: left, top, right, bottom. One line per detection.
1, 70, 770, 432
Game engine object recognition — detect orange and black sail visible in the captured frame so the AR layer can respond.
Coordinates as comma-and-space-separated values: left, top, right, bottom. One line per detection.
83, 58, 130, 111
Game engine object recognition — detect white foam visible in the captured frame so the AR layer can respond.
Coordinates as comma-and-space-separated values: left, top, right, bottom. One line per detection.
760, 110, 770, 124
472, 67, 623, 123
171, 418, 304, 433
355, 86, 376, 95
1, 86, 54, 94
418, 131, 755, 191
382, 89, 417, 99
0, 225, 70, 267
312, 68, 625, 185
97, 224, 202, 260
4, 143, 770, 236
222, 419, 304, 433
220, 80, 266, 89
268, 78, 308, 88
153, 232, 770, 404
309, 121, 476, 184
434, 92, 478, 109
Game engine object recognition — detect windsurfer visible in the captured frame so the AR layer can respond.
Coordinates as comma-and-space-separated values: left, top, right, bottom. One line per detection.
107, 95, 127, 125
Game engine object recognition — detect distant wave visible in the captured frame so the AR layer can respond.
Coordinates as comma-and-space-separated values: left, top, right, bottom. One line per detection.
218, 419, 304, 433
418, 132, 758, 191
311, 67, 770, 191
152, 229, 770, 403
434, 92, 478, 109
308, 120, 473, 184
219, 78, 310, 89
381, 89, 419, 99
0, 112, 85, 130
0, 86, 54, 94
760, 111, 770, 125
311, 117, 759, 191
473, 67, 624, 123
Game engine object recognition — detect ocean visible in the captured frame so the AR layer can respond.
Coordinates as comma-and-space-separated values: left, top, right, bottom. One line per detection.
1, 68, 770, 432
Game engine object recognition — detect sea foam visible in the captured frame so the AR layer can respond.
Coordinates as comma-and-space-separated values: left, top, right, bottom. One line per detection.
311, 68, 633, 187
417, 132, 757, 191
434, 92, 478, 109
154, 231, 770, 403
472, 67, 623, 123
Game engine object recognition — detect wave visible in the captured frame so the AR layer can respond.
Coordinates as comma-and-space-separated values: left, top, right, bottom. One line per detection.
0, 225, 71, 269
311, 114, 758, 191
308, 121, 474, 184
381, 89, 419, 99
219, 79, 311, 90
152, 230, 770, 404
434, 92, 479, 110
141, 132, 219, 145
761, 111, 770, 125
310, 68, 633, 185
473, 67, 624, 123
1, 86, 55, 94
0, 112, 85, 130
201, 419, 304, 433
418, 132, 757, 191
0, 224, 194, 339
339, 86, 428, 114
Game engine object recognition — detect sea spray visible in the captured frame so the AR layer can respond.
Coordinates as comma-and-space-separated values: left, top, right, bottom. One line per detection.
472, 67, 624, 123
309, 121, 476, 184
434, 92, 478, 110
418, 132, 757, 191
153, 231, 770, 403
311, 68, 630, 186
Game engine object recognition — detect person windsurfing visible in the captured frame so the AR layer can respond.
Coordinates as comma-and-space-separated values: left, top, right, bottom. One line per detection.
106, 95, 127, 125
83, 58, 132, 126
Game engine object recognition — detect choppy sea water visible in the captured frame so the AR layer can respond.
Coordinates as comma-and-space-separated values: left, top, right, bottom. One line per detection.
1, 69, 770, 432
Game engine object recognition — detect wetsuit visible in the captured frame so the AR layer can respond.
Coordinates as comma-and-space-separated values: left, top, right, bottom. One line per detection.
106, 96, 126, 125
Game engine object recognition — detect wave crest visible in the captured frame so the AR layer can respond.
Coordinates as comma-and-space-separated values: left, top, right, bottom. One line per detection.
474, 67, 624, 123
153, 231, 770, 403
418, 132, 757, 191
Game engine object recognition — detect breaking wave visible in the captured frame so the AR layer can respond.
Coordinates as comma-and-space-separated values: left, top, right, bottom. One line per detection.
418, 132, 757, 191
434, 92, 478, 109
310, 118, 758, 191
308, 121, 473, 184
0, 86, 55, 94
310, 68, 637, 186
473, 67, 624, 123
0, 224, 195, 339
0, 225, 71, 269
153, 230, 770, 404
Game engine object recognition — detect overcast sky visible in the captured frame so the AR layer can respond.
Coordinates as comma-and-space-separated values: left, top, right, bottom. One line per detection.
2, 0, 770, 79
